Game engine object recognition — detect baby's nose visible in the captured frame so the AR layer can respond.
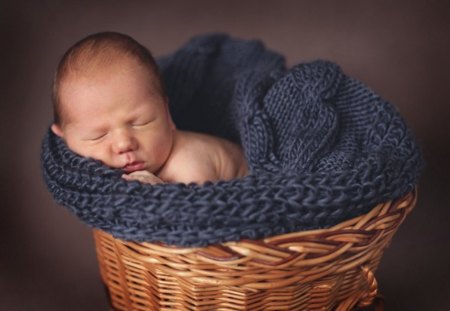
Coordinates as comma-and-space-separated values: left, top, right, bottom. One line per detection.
112, 130, 137, 154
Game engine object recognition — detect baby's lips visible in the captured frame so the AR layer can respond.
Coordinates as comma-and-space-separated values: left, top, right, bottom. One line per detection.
123, 161, 146, 173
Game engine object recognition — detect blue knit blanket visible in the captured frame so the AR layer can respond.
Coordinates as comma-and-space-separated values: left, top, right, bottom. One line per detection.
41, 34, 423, 247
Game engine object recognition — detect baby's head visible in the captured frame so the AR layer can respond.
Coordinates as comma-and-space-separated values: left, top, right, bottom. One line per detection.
51, 32, 175, 174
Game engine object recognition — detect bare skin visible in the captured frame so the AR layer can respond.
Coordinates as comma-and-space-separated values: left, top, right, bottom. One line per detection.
52, 56, 248, 185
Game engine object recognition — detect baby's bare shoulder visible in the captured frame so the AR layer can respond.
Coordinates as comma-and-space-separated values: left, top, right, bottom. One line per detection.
160, 130, 247, 184
175, 131, 219, 161
159, 131, 219, 183
180, 131, 248, 180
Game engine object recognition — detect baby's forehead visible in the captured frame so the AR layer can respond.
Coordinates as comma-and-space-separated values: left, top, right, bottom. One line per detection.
58, 67, 163, 125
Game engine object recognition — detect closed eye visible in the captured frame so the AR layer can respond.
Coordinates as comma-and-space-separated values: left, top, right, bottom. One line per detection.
132, 118, 155, 127
133, 121, 150, 126
84, 133, 107, 141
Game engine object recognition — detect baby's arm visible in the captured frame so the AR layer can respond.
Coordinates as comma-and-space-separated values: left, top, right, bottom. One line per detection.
122, 170, 165, 184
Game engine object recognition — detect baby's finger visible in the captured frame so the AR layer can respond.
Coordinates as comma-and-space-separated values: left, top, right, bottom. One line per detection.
122, 173, 164, 184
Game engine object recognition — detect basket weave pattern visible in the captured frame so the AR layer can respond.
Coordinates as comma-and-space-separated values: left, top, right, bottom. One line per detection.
94, 191, 416, 311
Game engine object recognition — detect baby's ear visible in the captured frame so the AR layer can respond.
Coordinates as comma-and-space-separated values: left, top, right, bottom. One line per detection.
51, 123, 64, 138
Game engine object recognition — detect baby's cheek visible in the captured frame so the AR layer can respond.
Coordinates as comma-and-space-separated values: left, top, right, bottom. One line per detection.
137, 131, 159, 152
77, 143, 114, 167
98, 145, 119, 167
67, 140, 95, 159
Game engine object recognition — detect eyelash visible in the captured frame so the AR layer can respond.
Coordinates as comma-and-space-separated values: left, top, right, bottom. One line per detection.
89, 133, 107, 141
132, 119, 152, 127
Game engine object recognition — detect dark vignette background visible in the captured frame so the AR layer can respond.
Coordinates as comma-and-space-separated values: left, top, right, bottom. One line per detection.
1, 1, 449, 310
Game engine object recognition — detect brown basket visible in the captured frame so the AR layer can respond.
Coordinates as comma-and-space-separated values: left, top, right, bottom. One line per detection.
93, 190, 416, 311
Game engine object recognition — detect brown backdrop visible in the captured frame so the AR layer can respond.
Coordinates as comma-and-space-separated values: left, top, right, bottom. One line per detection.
1, 1, 449, 310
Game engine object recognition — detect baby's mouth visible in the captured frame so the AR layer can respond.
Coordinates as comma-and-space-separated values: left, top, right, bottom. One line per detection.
123, 161, 146, 173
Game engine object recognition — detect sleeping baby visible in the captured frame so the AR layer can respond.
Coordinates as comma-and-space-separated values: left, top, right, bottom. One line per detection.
51, 31, 248, 184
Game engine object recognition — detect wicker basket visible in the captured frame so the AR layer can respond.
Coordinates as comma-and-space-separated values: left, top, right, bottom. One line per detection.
93, 190, 416, 311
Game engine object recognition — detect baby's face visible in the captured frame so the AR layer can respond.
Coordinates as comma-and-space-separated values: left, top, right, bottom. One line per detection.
52, 61, 175, 174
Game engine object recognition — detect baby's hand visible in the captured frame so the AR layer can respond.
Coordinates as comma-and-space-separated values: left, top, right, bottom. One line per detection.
122, 170, 165, 184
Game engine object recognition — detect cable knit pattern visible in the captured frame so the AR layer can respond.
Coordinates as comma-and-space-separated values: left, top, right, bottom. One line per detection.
41, 33, 424, 247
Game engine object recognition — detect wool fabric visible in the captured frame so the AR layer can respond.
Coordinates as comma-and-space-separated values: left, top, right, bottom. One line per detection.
41, 33, 424, 247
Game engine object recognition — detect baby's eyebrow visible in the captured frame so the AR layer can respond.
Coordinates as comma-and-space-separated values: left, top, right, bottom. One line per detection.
128, 107, 155, 121
76, 124, 108, 136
